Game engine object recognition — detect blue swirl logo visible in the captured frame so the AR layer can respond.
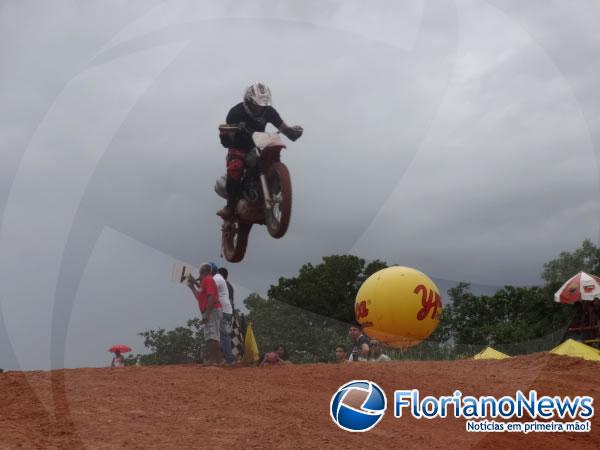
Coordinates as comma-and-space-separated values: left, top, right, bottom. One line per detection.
330, 380, 387, 432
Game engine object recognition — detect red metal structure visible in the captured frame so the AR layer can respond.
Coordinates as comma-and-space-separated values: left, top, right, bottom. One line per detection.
555, 272, 600, 348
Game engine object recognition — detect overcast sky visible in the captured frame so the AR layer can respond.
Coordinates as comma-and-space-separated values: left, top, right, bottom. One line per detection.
1, 0, 599, 371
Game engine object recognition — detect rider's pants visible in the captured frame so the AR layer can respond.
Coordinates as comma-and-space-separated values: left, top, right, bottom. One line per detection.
225, 148, 247, 203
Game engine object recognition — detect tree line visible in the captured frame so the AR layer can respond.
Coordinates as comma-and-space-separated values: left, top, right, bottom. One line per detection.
130, 239, 600, 364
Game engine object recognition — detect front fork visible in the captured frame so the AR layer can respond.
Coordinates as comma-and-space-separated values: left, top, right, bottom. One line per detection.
256, 146, 280, 211
259, 173, 272, 210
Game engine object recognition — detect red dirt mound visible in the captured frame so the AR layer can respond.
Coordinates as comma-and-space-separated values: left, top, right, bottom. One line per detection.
1, 353, 598, 448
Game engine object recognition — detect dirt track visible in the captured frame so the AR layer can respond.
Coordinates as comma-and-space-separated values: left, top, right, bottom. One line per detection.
1, 353, 598, 449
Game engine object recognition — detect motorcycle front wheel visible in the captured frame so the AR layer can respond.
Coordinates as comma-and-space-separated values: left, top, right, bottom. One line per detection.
265, 162, 292, 239
222, 221, 252, 262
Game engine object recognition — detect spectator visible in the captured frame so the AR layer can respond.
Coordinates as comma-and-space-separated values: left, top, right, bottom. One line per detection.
335, 345, 349, 363
573, 301, 584, 328
348, 323, 370, 362
111, 350, 125, 368
259, 351, 285, 367
211, 263, 235, 365
368, 340, 391, 362
582, 302, 596, 340
274, 344, 292, 364
187, 263, 223, 365
218, 267, 234, 311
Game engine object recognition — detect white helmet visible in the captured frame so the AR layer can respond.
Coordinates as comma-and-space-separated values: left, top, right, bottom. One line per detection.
243, 82, 272, 117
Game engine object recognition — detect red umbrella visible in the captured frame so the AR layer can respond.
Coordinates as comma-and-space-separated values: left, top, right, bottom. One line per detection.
108, 344, 132, 353
554, 271, 600, 304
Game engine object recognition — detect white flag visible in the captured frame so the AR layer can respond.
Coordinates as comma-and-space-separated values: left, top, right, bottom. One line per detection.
171, 263, 197, 284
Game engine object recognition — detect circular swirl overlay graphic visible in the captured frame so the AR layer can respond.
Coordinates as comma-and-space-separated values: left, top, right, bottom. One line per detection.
330, 380, 387, 432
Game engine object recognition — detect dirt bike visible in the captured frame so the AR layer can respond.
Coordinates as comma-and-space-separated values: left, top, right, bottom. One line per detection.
215, 124, 293, 262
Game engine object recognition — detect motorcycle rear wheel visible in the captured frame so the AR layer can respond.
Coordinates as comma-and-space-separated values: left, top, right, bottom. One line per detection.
265, 162, 292, 239
222, 221, 252, 262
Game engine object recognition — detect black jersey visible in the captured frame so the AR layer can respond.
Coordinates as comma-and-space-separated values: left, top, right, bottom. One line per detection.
225, 102, 284, 150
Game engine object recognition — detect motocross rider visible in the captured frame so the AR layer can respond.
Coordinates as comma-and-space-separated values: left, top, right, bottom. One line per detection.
217, 82, 303, 218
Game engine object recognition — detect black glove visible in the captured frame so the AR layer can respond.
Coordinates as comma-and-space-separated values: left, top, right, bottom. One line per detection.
283, 125, 303, 142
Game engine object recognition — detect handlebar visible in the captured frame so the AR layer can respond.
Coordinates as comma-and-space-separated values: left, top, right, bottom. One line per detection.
219, 122, 301, 144
218, 123, 289, 135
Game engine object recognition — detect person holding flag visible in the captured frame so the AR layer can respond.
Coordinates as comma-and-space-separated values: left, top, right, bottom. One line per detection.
187, 263, 223, 365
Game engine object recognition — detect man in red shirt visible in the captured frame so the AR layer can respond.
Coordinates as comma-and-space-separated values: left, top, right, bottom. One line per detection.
187, 263, 223, 365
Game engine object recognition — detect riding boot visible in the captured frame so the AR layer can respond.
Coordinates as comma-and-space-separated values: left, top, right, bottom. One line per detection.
217, 197, 236, 218
217, 177, 242, 218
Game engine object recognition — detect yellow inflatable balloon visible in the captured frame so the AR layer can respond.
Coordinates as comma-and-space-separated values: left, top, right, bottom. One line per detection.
354, 266, 442, 348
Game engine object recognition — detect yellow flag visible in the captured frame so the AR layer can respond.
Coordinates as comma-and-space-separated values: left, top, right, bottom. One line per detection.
243, 321, 260, 364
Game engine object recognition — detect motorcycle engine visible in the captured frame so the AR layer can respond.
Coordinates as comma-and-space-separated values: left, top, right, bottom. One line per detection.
244, 149, 259, 169
243, 180, 260, 203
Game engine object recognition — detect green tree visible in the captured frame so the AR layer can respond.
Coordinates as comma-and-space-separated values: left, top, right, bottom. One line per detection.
427, 307, 452, 344
541, 239, 600, 290
435, 240, 598, 354
244, 255, 388, 362
267, 255, 387, 323
443, 282, 492, 346
135, 318, 205, 365
244, 292, 348, 363
441, 282, 571, 353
